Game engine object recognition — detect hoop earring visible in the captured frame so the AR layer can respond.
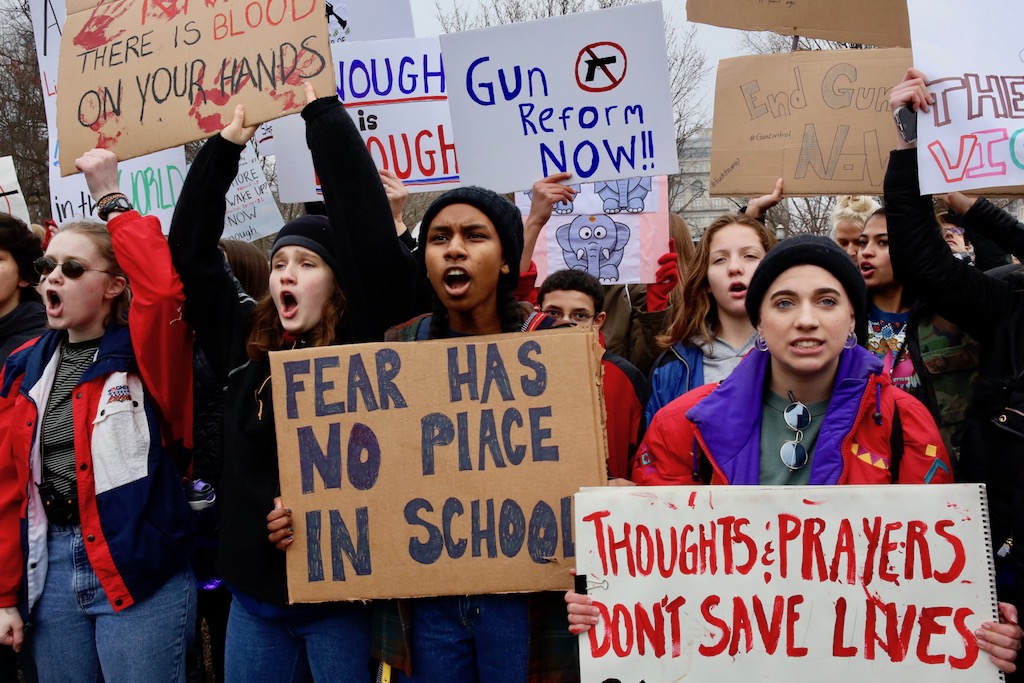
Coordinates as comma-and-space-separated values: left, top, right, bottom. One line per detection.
844, 332, 858, 350
755, 334, 769, 352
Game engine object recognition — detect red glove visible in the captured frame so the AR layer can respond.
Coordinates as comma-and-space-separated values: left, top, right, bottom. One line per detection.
646, 240, 679, 312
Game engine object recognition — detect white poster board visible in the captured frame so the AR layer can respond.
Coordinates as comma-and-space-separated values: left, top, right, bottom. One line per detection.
513, 176, 668, 284
0, 157, 32, 224
441, 2, 678, 193
575, 485, 1000, 682
277, 36, 458, 202
30, 0, 185, 228
274, 0, 417, 203
908, 0, 1024, 194
222, 143, 284, 243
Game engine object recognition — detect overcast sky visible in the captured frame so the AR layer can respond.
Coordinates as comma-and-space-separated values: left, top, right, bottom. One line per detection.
407, 1, 746, 120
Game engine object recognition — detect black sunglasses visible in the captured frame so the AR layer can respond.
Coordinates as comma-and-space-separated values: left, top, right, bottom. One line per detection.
780, 392, 812, 471
34, 256, 118, 280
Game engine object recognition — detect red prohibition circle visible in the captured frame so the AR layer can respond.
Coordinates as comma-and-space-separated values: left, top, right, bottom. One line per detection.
575, 41, 627, 93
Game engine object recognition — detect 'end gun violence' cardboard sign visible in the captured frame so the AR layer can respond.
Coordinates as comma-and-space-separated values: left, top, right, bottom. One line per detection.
575, 484, 1001, 682
710, 48, 912, 197
56, 0, 336, 175
270, 328, 609, 602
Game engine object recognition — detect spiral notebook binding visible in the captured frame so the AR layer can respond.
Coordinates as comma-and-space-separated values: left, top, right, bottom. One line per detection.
977, 483, 1005, 682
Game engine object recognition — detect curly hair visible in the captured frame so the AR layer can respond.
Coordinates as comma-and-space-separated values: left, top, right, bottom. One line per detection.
831, 195, 880, 237
657, 214, 776, 349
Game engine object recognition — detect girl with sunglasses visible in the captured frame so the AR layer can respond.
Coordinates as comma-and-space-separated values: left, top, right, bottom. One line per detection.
0, 149, 197, 680
568, 235, 1023, 671
166, 84, 415, 682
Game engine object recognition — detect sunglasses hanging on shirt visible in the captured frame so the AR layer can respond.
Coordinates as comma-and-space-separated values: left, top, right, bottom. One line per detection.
780, 391, 811, 471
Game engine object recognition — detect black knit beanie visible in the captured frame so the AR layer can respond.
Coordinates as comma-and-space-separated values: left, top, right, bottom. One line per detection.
417, 187, 523, 289
745, 234, 867, 326
271, 215, 342, 282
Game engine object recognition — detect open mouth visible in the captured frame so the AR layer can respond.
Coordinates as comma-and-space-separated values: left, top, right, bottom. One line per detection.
728, 282, 747, 298
443, 268, 471, 295
45, 290, 62, 315
792, 340, 823, 349
860, 263, 875, 277
279, 291, 298, 318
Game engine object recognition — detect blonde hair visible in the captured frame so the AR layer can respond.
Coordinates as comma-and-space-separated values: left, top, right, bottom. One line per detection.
57, 221, 131, 327
831, 195, 880, 237
657, 214, 776, 349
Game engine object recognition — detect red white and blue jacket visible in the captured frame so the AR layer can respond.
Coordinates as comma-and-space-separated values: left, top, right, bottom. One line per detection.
633, 345, 953, 487
0, 211, 194, 614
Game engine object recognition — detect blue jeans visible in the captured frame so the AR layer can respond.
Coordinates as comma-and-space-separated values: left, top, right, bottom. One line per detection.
25, 524, 196, 682
404, 595, 529, 683
224, 595, 371, 683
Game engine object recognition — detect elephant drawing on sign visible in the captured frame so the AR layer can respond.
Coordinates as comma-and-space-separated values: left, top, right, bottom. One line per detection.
525, 184, 581, 214
594, 177, 651, 213
555, 214, 630, 282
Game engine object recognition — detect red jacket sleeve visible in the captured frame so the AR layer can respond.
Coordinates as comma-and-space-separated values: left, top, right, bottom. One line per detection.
0, 371, 27, 608
108, 211, 194, 448
891, 388, 954, 485
630, 386, 713, 485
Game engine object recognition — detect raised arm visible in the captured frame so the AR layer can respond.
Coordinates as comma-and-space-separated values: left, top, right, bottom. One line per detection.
884, 70, 1017, 343
300, 84, 416, 342
945, 192, 1024, 264
167, 106, 256, 380
76, 149, 194, 445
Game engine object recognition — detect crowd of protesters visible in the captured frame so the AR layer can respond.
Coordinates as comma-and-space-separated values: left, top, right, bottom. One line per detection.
1, 62, 1024, 683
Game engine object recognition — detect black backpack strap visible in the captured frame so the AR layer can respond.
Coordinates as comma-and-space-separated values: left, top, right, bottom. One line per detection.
889, 402, 904, 482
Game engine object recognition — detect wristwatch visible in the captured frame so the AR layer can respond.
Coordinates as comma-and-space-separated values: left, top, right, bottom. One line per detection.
96, 193, 133, 221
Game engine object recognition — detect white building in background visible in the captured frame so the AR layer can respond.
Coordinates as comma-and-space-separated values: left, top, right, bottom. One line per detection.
671, 128, 741, 239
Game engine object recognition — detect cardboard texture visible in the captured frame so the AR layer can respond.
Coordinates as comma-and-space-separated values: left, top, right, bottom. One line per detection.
56, 0, 336, 176
710, 48, 911, 197
30, 0, 187, 226
576, 484, 1001, 681
686, 0, 911, 49
269, 328, 609, 602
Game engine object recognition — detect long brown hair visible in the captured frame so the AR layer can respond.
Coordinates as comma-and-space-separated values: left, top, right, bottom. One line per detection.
245, 286, 346, 361
58, 221, 131, 327
657, 214, 776, 349
220, 239, 270, 300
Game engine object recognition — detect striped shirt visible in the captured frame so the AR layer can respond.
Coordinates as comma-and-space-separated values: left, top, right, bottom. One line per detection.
42, 338, 101, 497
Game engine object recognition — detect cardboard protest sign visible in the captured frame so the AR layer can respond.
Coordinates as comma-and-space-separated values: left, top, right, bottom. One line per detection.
31, 0, 187, 226
441, 2, 678, 193
270, 328, 609, 602
55, 0, 336, 176
686, 0, 911, 49
908, 0, 1024, 195
0, 158, 33, 224
222, 142, 283, 242
576, 485, 1001, 682
513, 176, 668, 285
710, 49, 911, 197
277, 36, 458, 202
252, 0, 414, 159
